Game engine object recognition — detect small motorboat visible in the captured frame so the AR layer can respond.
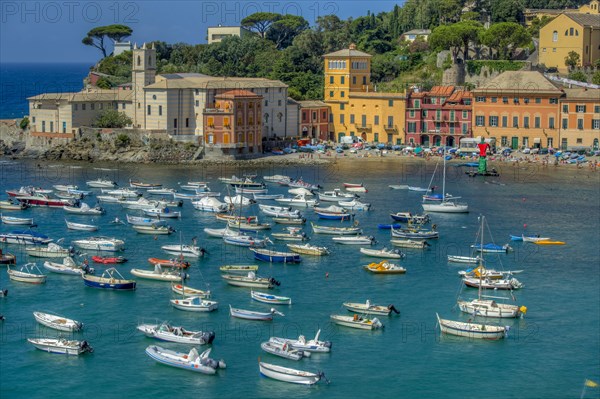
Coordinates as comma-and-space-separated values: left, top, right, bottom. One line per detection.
389, 239, 430, 249
377, 223, 402, 230
63, 203, 105, 215
332, 236, 375, 245
53, 184, 78, 192
143, 208, 181, 218
436, 313, 507, 340
25, 243, 70, 258
463, 277, 523, 290
145, 346, 225, 375
258, 362, 326, 385
274, 195, 318, 208
130, 265, 185, 282
0, 252, 16, 265
315, 210, 353, 221
272, 217, 306, 225
1, 214, 34, 226
219, 265, 259, 274
338, 199, 370, 210
447, 255, 481, 264
137, 321, 215, 345
342, 300, 400, 316
86, 179, 116, 188
269, 329, 331, 353
82, 267, 136, 290
132, 224, 174, 235
91, 255, 127, 264
391, 226, 439, 239
43, 257, 94, 276
471, 243, 512, 253
522, 235, 551, 243
65, 220, 98, 232
250, 248, 301, 263
171, 283, 211, 298
101, 188, 140, 198
161, 245, 204, 258
311, 222, 362, 235
390, 212, 430, 224
363, 260, 407, 274
148, 258, 190, 269
33, 311, 83, 332
7, 263, 47, 284
330, 314, 383, 330
129, 180, 162, 189
251, 290, 291, 305
28, 338, 93, 355
221, 272, 279, 289
261, 339, 309, 361
72, 237, 125, 252
0, 230, 53, 245
0, 199, 28, 210
388, 185, 408, 190
317, 189, 356, 202
286, 243, 329, 256
359, 247, 404, 259
170, 296, 218, 312
227, 220, 272, 232
229, 305, 284, 321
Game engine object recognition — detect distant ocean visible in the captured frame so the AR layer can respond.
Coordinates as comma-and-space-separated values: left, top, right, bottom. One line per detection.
0, 63, 91, 120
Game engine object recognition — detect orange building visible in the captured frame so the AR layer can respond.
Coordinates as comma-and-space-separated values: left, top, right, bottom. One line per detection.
298, 100, 330, 141
472, 71, 562, 150
203, 90, 263, 155
559, 88, 600, 150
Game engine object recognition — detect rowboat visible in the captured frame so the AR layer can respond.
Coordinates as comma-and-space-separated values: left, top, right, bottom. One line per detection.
0, 252, 16, 264
143, 208, 181, 218
251, 290, 291, 305
25, 243, 70, 258
229, 305, 284, 320
436, 313, 507, 340
72, 237, 125, 252
63, 203, 105, 215
343, 300, 400, 316
43, 257, 94, 275
269, 329, 332, 353
533, 240, 565, 245
391, 227, 438, 239
390, 212, 430, 224
316, 210, 353, 220
389, 239, 429, 249
286, 243, 329, 256
145, 346, 225, 374
388, 185, 408, 190
261, 339, 309, 360
345, 186, 367, 193
463, 277, 523, 290
130, 265, 185, 282
171, 283, 211, 298
318, 189, 356, 202
170, 296, 218, 312
330, 314, 383, 330
172, 192, 202, 200
258, 362, 326, 385
378, 224, 402, 229
137, 321, 215, 345
447, 255, 482, 264
311, 222, 361, 235
359, 247, 404, 259
83, 267, 136, 290
0, 200, 28, 210
1, 214, 34, 225
471, 243, 512, 253
101, 188, 140, 198
161, 245, 204, 258
219, 265, 259, 274
132, 224, 173, 235
221, 273, 279, 289
227, 220, 272, 232
0, 230, 53, 245
53, 184, 78, 192
7, 263, 47, 284
33, 311, 83, 332
332, 236, 374, 245
148, 258, 190, 269
253, 193, 284, 200
274, 195, 318, 208
363, 260, 406, 274
259, 204, 301, 218
251, 248, 301, 263
28, 338, 93, 355
86, 179, 116, 188
147, 188, 176, 195
91, 255, 127, 264
65, 220, 98, 232
457, 299, 526, 319
129, 180, 162, 189
272, 231, 307, 241
215, 214, 258, 223
338, 200, 371, 210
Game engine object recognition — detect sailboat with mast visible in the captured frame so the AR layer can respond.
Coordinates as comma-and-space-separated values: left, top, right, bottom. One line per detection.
422, 150, 469, 213
457, 216, 527, 318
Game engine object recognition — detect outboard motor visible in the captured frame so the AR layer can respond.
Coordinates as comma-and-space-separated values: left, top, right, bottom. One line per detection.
269, 277, 281, 286
0, 289, 7, 297
80, 340, 94, 353
388, 304, 401, 315
201, 331, 216, 345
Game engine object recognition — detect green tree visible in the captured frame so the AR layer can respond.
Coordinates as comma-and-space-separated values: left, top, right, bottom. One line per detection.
241, 12, 281, 38
429, 25, 463, 62
19, 117, 29, 130
568, 70, 587, 82
82, 25, 133, 58
592, 71, 600, 85
490, 0, 525, 23
480, 22, 531, 60
564, 51, 581, 70
266, 15, 309, 49
461, 11, 481, 22
93, 110, 132, 128
95, 77, 112, 89
95, 51, 132, 80
527, 16, 555, 38
437, 0, 463, 24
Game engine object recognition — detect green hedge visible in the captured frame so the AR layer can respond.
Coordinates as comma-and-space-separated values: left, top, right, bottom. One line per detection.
466, 60, 524, 76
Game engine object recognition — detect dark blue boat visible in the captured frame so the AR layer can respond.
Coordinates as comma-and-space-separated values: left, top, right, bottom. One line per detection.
377, 223, 402, 229
83, 267, 136, 290
316, 211, 352, 221
251, 248, 301, 263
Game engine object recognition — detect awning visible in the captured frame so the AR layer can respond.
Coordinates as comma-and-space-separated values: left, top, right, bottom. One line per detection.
534, 138, 541, 143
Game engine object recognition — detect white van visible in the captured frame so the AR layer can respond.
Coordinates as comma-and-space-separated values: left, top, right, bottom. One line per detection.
339, 136, 365, 144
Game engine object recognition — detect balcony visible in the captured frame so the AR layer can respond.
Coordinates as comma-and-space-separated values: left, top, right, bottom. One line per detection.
384, 124, 399, 132
355, 123, 372, 131
203, 108, 231, 114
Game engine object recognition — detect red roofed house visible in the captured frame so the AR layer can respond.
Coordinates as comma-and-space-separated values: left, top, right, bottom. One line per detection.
405, 86, 473, 147
203, 89, 263, 155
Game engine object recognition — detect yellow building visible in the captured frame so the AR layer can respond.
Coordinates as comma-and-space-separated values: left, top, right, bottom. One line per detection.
323, 44, 405, 144
539, 13, 600, 72
524, 0, 599, 26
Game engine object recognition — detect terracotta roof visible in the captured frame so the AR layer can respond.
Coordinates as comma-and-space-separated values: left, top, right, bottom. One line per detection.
447, 90, 469, 103
323, 48, 372, 58
429, 86, 455, 96
564, 13, 600, 27
561, 88, 600, 100
28, 90, 133, 102
473, 71, 562, 94
146, 76, 287, 90
297, 100, 329, 108
215, 89, 261, 98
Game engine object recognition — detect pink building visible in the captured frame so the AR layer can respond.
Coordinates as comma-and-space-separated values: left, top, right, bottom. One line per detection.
405, 86, 473, 147
203, 89, 263, 155
298, 100, 330, 141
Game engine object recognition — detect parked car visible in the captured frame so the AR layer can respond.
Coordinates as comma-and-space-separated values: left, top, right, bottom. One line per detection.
522, 147, 531, 154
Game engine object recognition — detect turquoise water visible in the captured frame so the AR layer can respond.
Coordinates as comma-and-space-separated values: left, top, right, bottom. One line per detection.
0, 159, 598, 399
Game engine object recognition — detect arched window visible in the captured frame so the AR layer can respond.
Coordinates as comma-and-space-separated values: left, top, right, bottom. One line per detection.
553, 31, 558, 42
565, 29, 569, 36
570, 27, 574, 36
277, 112, 283, 122
264, 113, 269, 124
137, 56, 141, 66
575, 30, 579, 36
148, 55, 152, 66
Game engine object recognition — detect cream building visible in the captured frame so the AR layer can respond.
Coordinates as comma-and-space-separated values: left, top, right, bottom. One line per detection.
28, 43, 291, 140
207, 26, 253, 44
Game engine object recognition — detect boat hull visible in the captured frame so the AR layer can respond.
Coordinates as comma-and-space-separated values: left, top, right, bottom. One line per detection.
436, 314, 506, 340
259, 362, 321, 385
83, 275, 136, 290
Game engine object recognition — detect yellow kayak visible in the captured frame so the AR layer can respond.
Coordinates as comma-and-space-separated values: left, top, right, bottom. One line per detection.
533, 240, 565, 245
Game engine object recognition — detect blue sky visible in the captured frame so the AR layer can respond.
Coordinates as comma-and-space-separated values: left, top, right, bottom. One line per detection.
0, 1, 401, 63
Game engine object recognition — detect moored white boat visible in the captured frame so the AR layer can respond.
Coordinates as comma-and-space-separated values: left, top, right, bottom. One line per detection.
436, 313, 508, 340
258, 362, 326, 385
363, 260, 407, 274
72, 237, 125, 252
63, 203, 105, 215
342, 300, 400, 316
332, 235, 374, 245
132, 224, 173, 235
286, 243, 329, 256
170, 296, 218, 312
145, 346, 225, 374
28, 338, 93, 355
318, 189, 356, 202
25, 242, 70, 258
447, 255, 481, 264
337, 199, 371, 210
161, 245, 204, 258
65, 219, 98, 232
229, 305, 284, 320
0, 230, 53, 245
311, 222, 361, 235
221, 272, 279, 289
43, 257, 93, 275
192, 197, 228, 213
143, 207, 181, 218
359, 247, 404, 259
131, 265, 185, 282
86, 179, 116, 188
261, 339, 308, 360
269, 329, 332, 353
101, 188, 140, 198
7, 263, 47, 284
251, 290, 291, 305
1, 214, 34, 225
330, 314, 383, 330
389, 239, 429, 249
171, 283, 211, 298
137, 321, 215, 345
274, 195, 317, 208
219, 265, 259, 274
33, 311, 83, 332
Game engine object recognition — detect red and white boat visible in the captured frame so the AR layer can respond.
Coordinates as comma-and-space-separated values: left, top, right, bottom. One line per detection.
343, 183, 367, 193
148, 258, 190, 269
91, 255, 128, 264
343, 183, 364, 188
16, 194, 75, 208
